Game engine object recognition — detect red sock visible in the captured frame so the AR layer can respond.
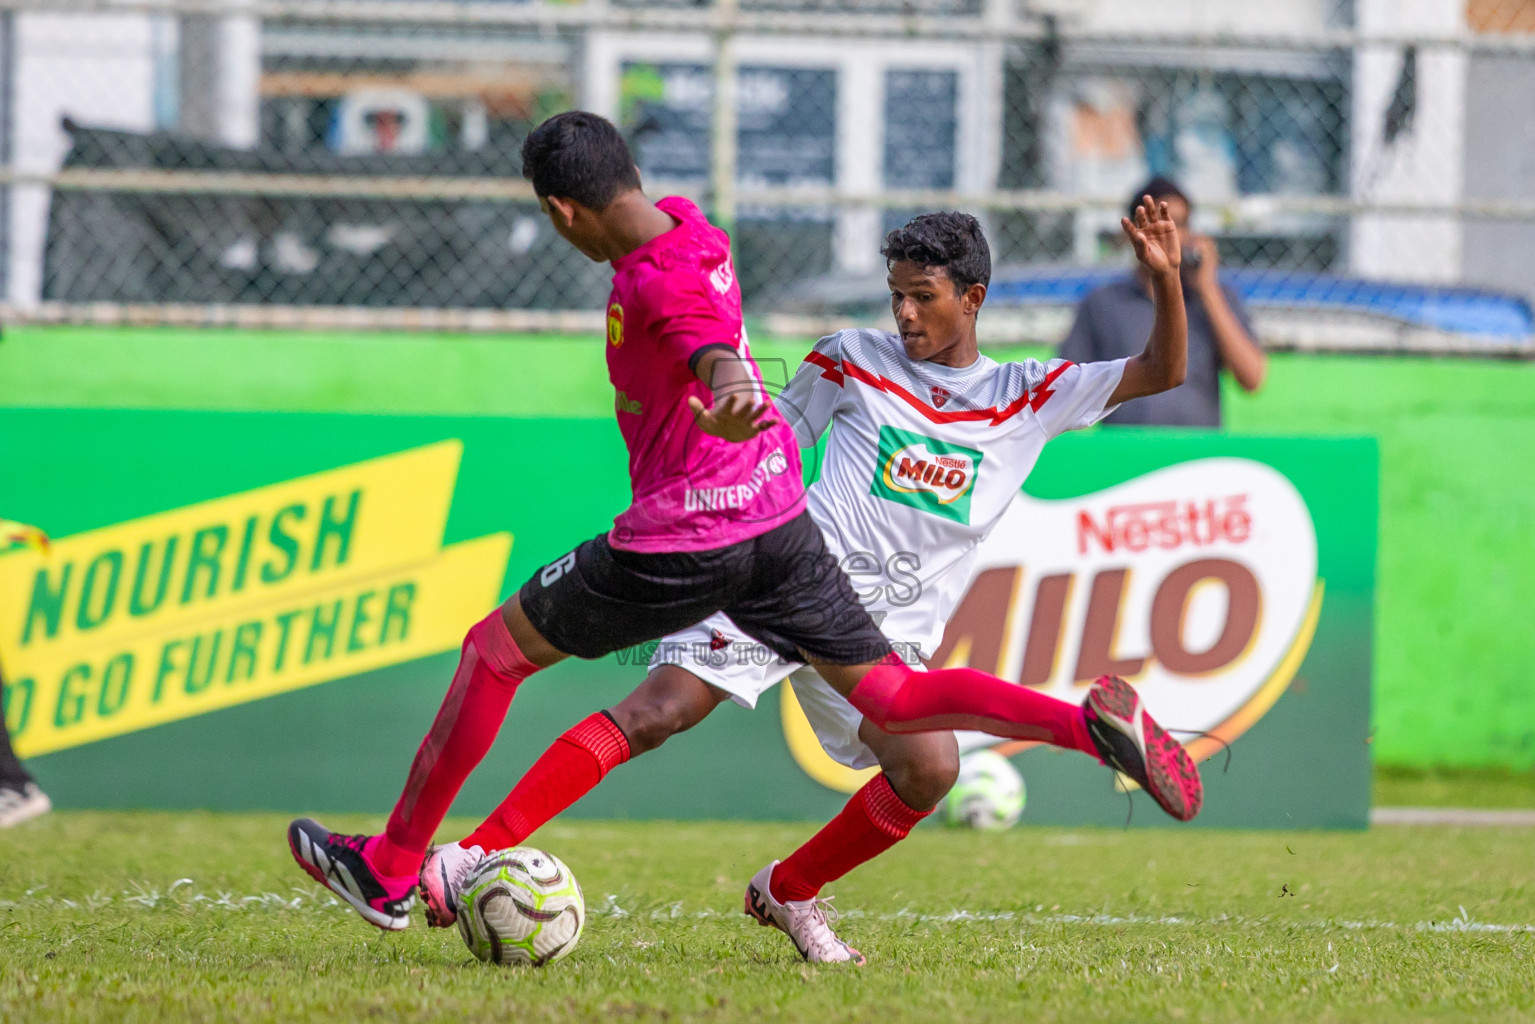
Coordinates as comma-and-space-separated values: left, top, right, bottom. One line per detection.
849, 654, 1097, 755
463, 712, 631, 851
368, 609, 538, 878
770, 773, 929, 903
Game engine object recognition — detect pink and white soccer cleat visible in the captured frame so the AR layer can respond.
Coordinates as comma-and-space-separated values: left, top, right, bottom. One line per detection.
1084, 675, 1204, 821
418, 841, 487, 928
0, 782, 50, 828
744, 862, 865, 965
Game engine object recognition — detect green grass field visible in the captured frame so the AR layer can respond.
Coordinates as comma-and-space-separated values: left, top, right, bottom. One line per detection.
3, 812, 1532, 1023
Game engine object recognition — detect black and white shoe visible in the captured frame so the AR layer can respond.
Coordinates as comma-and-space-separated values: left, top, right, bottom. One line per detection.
287, 818, 415, 930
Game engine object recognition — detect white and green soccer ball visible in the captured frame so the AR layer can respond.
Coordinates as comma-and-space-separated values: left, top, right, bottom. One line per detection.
455, 847, 585, 966
942, 749, 1026, 830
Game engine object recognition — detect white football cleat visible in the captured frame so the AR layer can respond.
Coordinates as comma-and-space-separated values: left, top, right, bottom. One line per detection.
0, 782, 51, 828
419, 841, 487, 928
743, 861, 865, 965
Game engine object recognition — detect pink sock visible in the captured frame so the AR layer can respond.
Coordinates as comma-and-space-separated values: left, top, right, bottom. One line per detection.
849, 654, 1097, 754
361, 835, 417, 885
367, 609, 538, 878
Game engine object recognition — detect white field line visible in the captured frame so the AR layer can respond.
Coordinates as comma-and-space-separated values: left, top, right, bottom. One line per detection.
2, 885, 1531, 936
0, 881, 344, 914
589, 896, 1534, 934
1371, 807, 1535, 827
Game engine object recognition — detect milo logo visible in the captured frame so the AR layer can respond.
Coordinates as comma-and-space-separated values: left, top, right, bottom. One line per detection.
798, 456, 1327, 796
870, 426, 983, 524
889, 447, 972, 501
939, 458, 1321, 768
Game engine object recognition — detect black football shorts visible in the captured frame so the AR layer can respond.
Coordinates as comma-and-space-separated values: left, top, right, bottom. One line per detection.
517, 511, 892, 666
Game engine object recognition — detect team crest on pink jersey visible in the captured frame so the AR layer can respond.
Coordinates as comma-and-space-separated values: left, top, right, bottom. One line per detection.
930, 386, 951, 409
607, 302, 625, 347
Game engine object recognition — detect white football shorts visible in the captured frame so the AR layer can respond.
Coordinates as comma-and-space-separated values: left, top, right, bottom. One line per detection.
647, 610, 926, 770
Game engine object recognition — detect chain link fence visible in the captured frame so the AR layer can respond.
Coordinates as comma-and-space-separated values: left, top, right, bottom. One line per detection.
4, 0, 1534, 352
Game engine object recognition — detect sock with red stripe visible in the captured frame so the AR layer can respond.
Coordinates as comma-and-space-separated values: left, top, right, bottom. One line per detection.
769, 773, 929, 904
463, 712, 631, 851
848, 654, 1097, 755
367, 609, 539, 878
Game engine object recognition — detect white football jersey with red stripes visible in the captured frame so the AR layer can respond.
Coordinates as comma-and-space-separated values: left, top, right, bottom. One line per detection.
776, 328, 1127, 659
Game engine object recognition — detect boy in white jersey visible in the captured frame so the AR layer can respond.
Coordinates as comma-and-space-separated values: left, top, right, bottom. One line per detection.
419, 201, 1196, 963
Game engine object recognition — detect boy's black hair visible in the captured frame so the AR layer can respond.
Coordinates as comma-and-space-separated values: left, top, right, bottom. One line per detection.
521, 111, 642, 211
1130, 175, 1190, 218
880, 211, 991, 293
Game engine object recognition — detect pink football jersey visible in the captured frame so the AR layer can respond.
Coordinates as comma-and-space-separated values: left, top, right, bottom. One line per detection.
604, 196, 805, 552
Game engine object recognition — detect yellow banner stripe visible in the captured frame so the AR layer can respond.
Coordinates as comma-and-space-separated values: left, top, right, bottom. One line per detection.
9, 533, 510, 758
0, 441, 462, 654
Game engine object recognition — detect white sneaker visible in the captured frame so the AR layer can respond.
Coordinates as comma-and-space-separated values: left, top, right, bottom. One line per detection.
418, 841, 486, 927
743, 861, 865, 965
0, 782, 51, 828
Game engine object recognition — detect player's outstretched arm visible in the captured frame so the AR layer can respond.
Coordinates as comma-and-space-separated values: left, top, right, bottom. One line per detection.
688, 348, 781, 442
1108, 195, 1188, 406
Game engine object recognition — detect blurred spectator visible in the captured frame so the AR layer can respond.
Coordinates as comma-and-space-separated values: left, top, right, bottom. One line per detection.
1058, 176, 1266, 426
0, 668, 49, 827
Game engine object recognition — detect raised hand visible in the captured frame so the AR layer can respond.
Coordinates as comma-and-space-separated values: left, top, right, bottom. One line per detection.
687, 390, 780, 442
1122, 194, 1181, 278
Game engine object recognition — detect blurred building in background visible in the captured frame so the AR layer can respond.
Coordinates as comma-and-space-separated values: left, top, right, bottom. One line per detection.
1, 0, 1533, 353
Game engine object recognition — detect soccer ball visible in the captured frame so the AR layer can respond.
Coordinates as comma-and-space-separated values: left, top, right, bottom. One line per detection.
455, 847, 585, 966
942, 749, 1026, 830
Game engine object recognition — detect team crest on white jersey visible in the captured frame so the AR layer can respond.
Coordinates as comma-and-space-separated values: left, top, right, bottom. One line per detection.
930, 386, 951, 409
870, 426, 983, 524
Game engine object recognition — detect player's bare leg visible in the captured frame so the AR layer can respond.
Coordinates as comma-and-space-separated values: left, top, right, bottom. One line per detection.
289, 595, 569, 930
606, 666, 733, 754
861, 725, 961, 813
422, 665, 728, 926
746, 726, 958, 965
816, 658, 1202, 821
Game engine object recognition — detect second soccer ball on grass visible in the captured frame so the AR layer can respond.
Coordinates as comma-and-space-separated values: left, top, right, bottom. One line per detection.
942, 749, 1026, 830
456, 847, 585, 966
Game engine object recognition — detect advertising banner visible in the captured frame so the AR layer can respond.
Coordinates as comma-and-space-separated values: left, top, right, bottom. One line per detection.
1, 410, 1374, 828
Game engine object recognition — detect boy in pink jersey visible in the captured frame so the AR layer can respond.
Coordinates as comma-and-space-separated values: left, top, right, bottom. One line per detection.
287, 114, 1199, 938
